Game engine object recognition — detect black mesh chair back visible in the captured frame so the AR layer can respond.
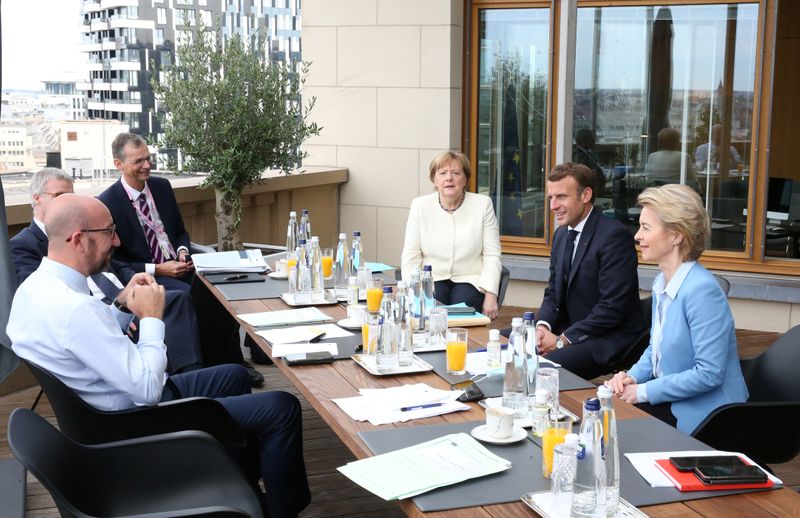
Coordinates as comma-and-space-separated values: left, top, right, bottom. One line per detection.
610, 296, 652, 372
740, 324, 800, 402
24, 360, 245, 446
713, 274, 731, 296
8, 408, 263, 518
497, 266, 511, 308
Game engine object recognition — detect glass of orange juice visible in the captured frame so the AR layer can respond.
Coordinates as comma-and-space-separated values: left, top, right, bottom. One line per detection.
366, 279, 384, 312
445, 328, 468, 375
542, 412, 574, 478
362, 312, 380, 356
321, 248, 333, 278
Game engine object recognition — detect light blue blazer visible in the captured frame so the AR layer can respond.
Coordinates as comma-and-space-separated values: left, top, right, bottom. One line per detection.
628, 263, 749, 434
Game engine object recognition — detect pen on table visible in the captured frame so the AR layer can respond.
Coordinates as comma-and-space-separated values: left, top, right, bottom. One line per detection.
309, 332, 326, 343
224, 274, 247, 281
475, 344, 509, 353
400, 402, 446, 412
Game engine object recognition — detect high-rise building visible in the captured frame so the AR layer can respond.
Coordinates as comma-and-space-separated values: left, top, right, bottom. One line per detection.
78, 0, 301, 140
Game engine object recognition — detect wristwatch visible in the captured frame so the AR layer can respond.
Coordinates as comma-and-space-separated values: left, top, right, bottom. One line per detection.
112, 297, 131, 314
555, 334, 566, 349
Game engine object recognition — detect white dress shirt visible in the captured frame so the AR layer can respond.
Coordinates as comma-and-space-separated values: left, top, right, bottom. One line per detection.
8, 257, 168, 411
401, 191, 502, 295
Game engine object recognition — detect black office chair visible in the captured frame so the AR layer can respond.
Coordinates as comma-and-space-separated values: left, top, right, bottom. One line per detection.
24, 360, 245, 447
8, 408, 263, 518
691, 325, 800, 465
497, 265, 511, 308
713, 274, 731, 296
609, 296, 653, 373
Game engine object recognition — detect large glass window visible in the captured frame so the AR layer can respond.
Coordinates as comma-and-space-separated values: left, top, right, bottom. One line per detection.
475, 8, 550, 239
573, 4, 758, 253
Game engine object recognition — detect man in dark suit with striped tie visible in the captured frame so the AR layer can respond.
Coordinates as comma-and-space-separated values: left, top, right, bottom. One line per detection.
10, 168, 203, 374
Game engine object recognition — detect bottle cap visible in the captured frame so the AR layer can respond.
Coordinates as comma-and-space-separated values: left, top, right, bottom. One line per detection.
302, 209, 309, 214
534, 389, 548, 403
339, 233, 346, 239
584, 397, 600, 411
423, 264, 433, 271
511, 317, 523, 325
353, 230, 361, 237
298, 238, 306, 245
597, 385, 613, 399
489, 329, 500, 340
523, 311, 534, 321
289, 210, 297, 217
382, 286, 393, 293
565, 433, 580, 446
311, 236, 319, 242
397, 280, 407, 289
348, 276, 357, 285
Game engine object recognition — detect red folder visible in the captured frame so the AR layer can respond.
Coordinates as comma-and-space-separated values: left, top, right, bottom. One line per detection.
654, 458, 774, 492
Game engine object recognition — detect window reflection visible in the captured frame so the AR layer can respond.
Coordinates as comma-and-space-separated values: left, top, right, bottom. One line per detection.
476, 8, 550, 239
573, 4, 758, 253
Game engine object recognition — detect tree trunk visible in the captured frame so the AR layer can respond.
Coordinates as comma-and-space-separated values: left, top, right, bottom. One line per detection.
214, 188, 242, 251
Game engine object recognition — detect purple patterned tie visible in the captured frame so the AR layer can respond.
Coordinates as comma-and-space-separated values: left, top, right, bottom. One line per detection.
138, 193, 164, 263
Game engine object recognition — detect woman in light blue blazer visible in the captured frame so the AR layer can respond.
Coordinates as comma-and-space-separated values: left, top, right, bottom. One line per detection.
607, 184, 748, 434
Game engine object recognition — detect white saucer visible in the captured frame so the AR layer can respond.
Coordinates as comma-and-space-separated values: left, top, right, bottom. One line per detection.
337, 318, 362, 330
268, 271, 288, 279
470, 425, 528, 445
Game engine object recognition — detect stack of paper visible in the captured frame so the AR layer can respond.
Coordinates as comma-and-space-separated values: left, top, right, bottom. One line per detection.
193, 249, 269, 273
332, 383, 469, 425
443, 302, 490, 327
465, 351, 560, 377
238, 307, 333, 328
338, 433, 511, 500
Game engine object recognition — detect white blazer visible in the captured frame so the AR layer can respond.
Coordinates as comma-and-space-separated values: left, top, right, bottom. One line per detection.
401, 192, 502, 295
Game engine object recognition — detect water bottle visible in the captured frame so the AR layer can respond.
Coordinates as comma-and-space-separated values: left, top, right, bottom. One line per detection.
350, 231, 365, 274
333, 233, 351, 296
571, 398, 606, 518
395, 281, 413, 367
296, 239, 311, 293
421, 264, 435, 324
486, 328, 502, 370
598, 386, 620, 517
531, 388, 550, 437
286, 211, 297, 256
409, 266, 424, 331
522, 311, 538, 408
376, 287, 398, 372
299, 209, 311, 242
346, 275, 359, 306
309, 236, 324, 294
502, 317, 528, 418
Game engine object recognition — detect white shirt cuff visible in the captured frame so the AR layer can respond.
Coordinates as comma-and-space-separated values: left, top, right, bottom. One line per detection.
536, 321, 552, 331
636, 383, 649, 403
145, 263, 155, 275
138, 317, 166, 349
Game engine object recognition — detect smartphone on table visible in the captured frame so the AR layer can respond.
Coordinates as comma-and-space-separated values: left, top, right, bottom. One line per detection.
694, 464, 768, 485
284, 351, 335, 366
451, 380, 485, 402
669, 455, 748, 472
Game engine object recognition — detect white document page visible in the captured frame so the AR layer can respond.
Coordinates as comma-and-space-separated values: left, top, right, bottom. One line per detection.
257, 323, 352, 345
238, 307, 332, 328
271, 342, 339, 358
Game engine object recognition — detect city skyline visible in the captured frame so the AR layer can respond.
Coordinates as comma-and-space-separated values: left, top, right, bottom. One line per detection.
2, 0, 83, 91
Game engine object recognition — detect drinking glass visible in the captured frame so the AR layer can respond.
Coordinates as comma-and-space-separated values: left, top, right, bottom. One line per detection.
356, 266, 372, 300
428, 307, 448, 349
362, 312, 381, 357
535, 367, 560, 413
550, 442, 577, 511
321, 248, 334, 278
542, 412, 573, 478
445, 327, 468, 375
366, 278, 384, 312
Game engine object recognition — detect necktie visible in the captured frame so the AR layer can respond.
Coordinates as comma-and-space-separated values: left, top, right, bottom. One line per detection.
138, 193, 164, 264
90, 273, 122, 304
561, 229, 579, 285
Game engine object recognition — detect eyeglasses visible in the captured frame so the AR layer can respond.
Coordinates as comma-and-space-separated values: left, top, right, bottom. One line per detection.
79, 224, 117, 239
125, 156, 153, 166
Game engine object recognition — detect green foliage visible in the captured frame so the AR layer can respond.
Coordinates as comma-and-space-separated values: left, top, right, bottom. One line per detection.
151, 19, 320, 235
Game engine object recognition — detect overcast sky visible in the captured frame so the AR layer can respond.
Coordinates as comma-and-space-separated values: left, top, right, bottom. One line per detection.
2, 0, 84, 91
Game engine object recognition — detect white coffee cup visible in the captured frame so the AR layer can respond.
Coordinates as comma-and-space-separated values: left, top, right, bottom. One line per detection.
275, 259, 288, 276
347, 304, 367, 324
485, 407, 516, 439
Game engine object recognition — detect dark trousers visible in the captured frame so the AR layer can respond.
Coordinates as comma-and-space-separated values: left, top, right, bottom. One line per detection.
162, 290, 204, 373
544, 341, 608, 381
635, 401, 678, 428
156, 274, 193, 293
165, 365, 311, 517
434, 280, 485, 310
189, 278, 245, 365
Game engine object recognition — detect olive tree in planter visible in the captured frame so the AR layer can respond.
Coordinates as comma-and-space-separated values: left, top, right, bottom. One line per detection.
151, 21, 320, 250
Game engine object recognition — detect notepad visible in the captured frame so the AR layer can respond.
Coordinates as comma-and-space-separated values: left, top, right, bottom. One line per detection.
193, 249, 269, 273
238, 307, 333, 328
337, 433, 511, 500
654, 458, 774, 492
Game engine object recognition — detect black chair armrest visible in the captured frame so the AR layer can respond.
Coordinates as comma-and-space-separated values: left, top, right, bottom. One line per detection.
190, 242, 217, 254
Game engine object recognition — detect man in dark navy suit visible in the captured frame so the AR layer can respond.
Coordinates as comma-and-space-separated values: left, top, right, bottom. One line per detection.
97, 134, 266, 385
97, 133, 194, 292
10, 168, 203, 374
535, 162, 644, 380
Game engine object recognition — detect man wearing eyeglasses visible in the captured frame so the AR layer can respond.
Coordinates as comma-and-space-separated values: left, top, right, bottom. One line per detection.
98, 133, 194, 292
8, 194, 311, 517
10, 168, 205, 375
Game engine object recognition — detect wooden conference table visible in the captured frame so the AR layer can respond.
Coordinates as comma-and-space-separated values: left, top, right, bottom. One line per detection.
201, 276, 800, 517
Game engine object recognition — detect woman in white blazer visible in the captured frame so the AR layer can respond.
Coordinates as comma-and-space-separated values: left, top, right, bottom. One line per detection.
607, 184, 748, 433
401, 151, 502, 319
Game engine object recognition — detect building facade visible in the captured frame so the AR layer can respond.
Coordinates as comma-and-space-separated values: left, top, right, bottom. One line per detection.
78, 0, 301, 139
302, 0, 800, 332
0, 126, 36, 173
